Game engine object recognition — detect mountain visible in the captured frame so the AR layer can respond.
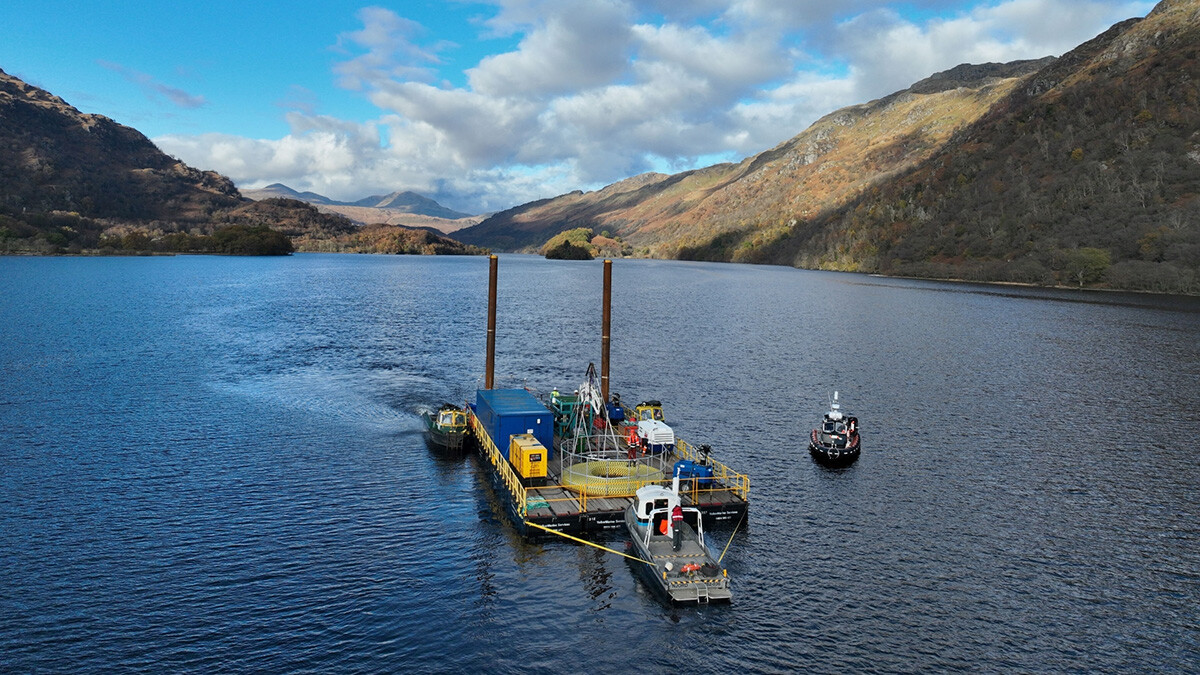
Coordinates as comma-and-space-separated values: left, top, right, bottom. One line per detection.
0, 67, 243, 222
349, 190, 471, 220
750, 0, 1200, 293
0, 67, 358, 252
241, 183, 337, 205
242, 184, 479, 233
0, 70, 481, 256
454, 0, 1200, 294
453, 57, 1055, 254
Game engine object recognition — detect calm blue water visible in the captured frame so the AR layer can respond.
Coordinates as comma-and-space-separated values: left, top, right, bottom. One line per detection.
1, 253, 1198, 673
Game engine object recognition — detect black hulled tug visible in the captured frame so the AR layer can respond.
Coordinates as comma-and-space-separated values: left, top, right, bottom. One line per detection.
808, 391, 860, 467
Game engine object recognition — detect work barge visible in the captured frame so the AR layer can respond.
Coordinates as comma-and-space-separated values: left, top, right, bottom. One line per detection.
466, 256, 750, 536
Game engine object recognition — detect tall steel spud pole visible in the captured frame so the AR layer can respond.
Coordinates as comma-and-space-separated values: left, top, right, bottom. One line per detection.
601, 259, 612, 402
486, 254, 498, 390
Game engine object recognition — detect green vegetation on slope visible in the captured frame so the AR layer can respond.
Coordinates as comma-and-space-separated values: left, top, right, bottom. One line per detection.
294, 222, 487, 255
453, 1, 1200, 294
747, 5, 1200, 294
541, 228, 595, 259
0, 210, 293, 255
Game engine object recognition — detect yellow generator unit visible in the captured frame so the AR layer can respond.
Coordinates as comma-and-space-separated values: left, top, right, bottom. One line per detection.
509, 434, 547, 479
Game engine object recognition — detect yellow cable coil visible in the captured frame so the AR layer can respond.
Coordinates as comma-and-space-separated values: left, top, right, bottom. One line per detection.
560, 460, 665, 497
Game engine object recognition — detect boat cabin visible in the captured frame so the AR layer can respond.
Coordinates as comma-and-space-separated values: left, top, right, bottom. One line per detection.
633, 485, 678, 523
635, 400, 665, 422
437, 408, 467, 431
821, 414, 848, 436
632, 485, 703, 542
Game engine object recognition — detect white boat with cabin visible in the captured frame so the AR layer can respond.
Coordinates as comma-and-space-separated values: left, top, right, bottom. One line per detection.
624, 482, 732, 603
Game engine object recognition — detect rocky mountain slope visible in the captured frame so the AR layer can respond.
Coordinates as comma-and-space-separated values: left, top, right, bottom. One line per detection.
455, 0, 1199, 293
749, 0, 1200, 293
0, 69, 481, 255
0, 67, 243, 223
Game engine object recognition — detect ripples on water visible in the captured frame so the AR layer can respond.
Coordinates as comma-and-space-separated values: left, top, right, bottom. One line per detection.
1, 254, 1197, 672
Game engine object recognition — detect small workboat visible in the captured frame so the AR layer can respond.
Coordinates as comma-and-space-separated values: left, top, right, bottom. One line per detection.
624, 482, 732, 604
808, 391, 860, 467
422, 403, 468, 451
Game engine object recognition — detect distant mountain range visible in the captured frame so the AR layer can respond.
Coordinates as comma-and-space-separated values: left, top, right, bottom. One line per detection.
454, 0, 1199, 294
242, 183, 480, 233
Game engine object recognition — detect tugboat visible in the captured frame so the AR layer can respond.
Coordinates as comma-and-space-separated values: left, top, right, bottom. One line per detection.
624, 480, 732, 604
808, 391, 860, 467
422, 403, 468, 451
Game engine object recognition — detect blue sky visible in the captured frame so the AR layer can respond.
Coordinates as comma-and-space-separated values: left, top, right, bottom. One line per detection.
1, 0, 1156, 213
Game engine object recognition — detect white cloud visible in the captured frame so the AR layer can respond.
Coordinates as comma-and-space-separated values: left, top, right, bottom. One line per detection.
469, 0, 634, 97
157, 0, 1157, 214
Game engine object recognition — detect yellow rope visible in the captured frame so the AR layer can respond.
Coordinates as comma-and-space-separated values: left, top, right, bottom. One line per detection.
718, 514, 744, 564
524, 521, 656, 566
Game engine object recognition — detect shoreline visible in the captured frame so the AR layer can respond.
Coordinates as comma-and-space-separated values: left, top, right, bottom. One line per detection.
2, 249, 1196, 298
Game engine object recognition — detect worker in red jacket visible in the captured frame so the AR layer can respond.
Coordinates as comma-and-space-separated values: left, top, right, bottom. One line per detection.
671, 504, 684, 551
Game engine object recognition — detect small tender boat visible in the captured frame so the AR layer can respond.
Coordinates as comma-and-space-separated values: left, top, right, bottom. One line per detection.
808, 391, 860, 467
624, 482, 732, 604
422, 403, 468, 451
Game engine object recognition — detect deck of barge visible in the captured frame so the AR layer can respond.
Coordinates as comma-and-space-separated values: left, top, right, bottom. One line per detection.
468, 408, 749, 535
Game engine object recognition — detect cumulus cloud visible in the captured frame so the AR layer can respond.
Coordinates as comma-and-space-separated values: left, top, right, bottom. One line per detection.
469, 0, 634, 96
156, 0, 1156, 213
98, 60, 207, 109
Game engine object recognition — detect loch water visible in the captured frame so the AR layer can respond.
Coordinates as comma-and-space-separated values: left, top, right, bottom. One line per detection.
1, 253, 1198, 673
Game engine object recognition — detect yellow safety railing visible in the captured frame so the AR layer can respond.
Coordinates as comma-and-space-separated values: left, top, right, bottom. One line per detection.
525, 440, 747, 512
467, 408, 529, 519
467, 414, 749, 520
676, 439, 750, 501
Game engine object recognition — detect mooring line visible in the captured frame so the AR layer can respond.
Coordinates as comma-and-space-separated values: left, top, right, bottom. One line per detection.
718, 514, 744, 564
524, 521, 656, 566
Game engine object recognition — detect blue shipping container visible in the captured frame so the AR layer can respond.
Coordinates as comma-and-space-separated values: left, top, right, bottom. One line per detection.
475, 389, 554, 459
